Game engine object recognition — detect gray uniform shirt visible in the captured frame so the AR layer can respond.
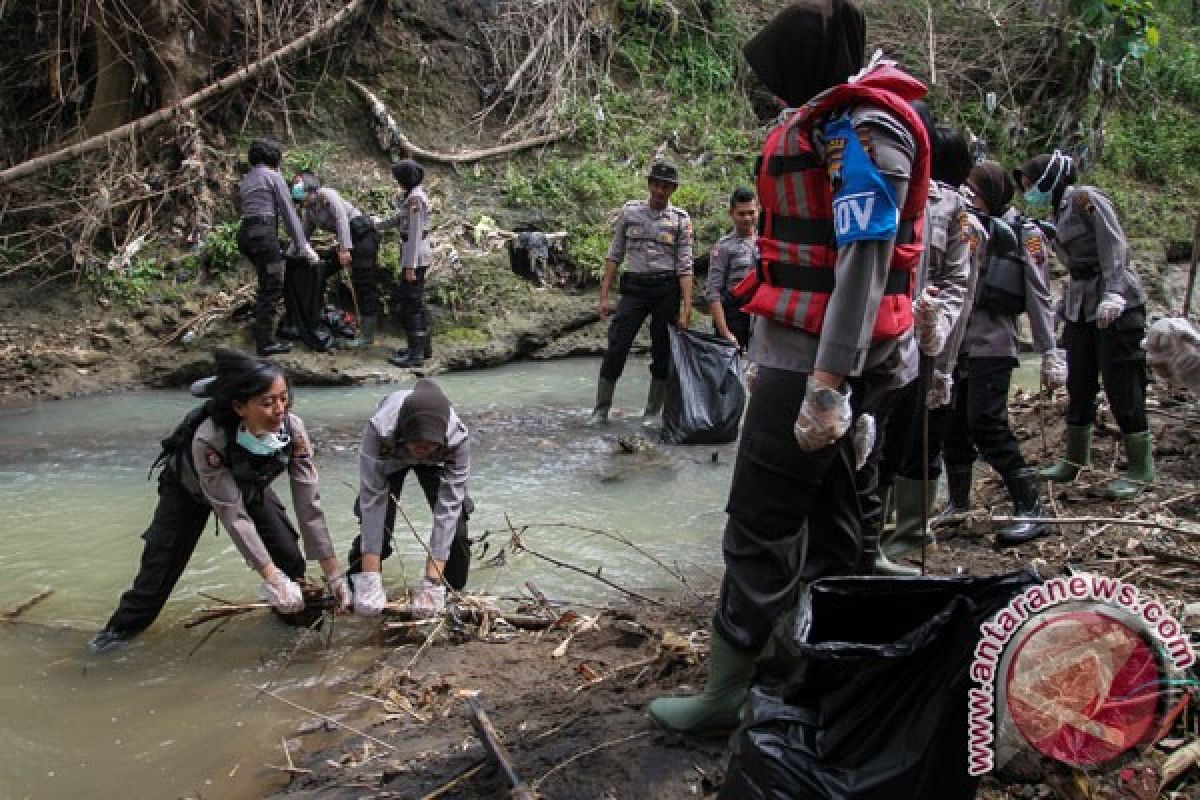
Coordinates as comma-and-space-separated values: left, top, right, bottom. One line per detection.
1051, 186, 1146, 323
606, 200, 694, 276
380, 186, 432, 268
302, 187, 361, 251
191, 413, 335, 571
358, 389, 469, 561
705, 232, 758, 304
960, 212, 1057, 359
238, 165, 307, 246
748, 105, 916, 380
899, 181, 974, 383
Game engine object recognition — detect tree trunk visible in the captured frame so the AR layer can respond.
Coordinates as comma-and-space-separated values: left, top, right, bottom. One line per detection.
81, 8, 135, 137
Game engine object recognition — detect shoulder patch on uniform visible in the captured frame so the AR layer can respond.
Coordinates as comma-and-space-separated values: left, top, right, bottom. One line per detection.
1025, 235, 1044, 260
293, 434, 310, 458
957, 210, 971, 240
205, 447, 224, 469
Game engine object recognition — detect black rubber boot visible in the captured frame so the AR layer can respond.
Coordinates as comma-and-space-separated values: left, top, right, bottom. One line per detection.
995, 467, 1049, 547
389, 330, 427, 368
932, 463, 973, 527
88, 627, 135, 655
587, 378, 617, 426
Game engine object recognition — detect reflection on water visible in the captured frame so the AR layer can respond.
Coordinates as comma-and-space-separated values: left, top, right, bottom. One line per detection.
0, 358, 734, 799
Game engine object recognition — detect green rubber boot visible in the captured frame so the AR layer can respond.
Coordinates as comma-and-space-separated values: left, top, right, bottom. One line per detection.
648, 630, 756, 734
643, 379, 668, 420
1039, 425, 1092, 482
881, 477, 935, 558
1104, 432, 1155, 501
587, 378, 617, 426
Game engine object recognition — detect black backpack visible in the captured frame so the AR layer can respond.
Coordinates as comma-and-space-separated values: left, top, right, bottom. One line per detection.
973, 213, 1027, 316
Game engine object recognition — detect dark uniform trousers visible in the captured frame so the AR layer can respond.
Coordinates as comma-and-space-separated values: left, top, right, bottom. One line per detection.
600, 272, 680, 382
714, 366, 871, 653
348, 465, 472, 590
876, 375, 951, 488
347, 217, 383, 317
942, 356, 1026, 475
105, 469, 306, 635
391, 266, 430, 334
721, 298, 752, 350
237, 218, 286, 345
1064, 307, 1148, 434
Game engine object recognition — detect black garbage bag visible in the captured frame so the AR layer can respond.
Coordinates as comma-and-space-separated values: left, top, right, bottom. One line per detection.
280, 254, 334, 352
721, 570, 1040, 800
661, 326, 746, 445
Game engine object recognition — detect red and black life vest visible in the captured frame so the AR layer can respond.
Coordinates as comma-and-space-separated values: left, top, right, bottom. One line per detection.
733, 65, 931, 342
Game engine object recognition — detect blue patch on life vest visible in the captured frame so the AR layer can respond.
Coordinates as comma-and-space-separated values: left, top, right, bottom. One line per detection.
825, 115, 899, 246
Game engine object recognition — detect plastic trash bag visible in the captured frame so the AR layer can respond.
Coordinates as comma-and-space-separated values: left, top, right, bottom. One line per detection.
280, 253, 334, 352
661, 326, 746, 445
720, 570, 1040, 800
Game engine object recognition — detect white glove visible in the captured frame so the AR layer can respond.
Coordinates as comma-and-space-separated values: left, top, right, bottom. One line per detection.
350, 571, 387, 616
411, 577, 446, 617
283, 242, 300, 258
744, 361, 760, 393
261, 576, 305, 614
302, 243, 321, 265
327, 575, 352, 612
915, 288, 949, 356
852, 414, 875, 472
793, 382, 853, 451
928, 369, 953, 409
1041, 348, 1067, 391
1095, 292, 1125, 329
1144, 317, 1200, 392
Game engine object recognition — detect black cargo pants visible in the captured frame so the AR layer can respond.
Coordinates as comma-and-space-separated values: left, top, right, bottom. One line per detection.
600, 272, 680, 382
237, 218, 286, 346
347, 465, 472, 590
1064, 307, 1148, 434
714, 366, 866, 653
347, 217, 383, 317
391, 265, 429, 334
942, 356, 1027, 476
104, 469, 306, 636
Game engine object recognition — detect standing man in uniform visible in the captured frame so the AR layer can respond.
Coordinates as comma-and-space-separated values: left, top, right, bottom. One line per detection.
291, 172, 382, 349
648, 1, 931, 734
378, 160, 435, 368
706, 187, 759, 350
1021, 152, 1154, 500
236, 138, 319, 357
587, 160, 694, 425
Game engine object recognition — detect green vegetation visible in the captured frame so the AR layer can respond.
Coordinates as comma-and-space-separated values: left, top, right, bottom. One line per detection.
201, 221, 242, 273
84, 254, 166, 306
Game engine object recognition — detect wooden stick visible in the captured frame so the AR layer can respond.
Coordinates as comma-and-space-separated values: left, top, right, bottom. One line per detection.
0, 0, 372, 185
2, 589, 54, 620
464, 695, 536, 800
1183, 215, 1200, 317
531, 730, 653, 791
255, 685, 397, 753
419, 761, 487, 800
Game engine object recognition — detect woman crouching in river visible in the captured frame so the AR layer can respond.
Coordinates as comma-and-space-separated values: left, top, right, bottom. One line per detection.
89, 347, 350, 654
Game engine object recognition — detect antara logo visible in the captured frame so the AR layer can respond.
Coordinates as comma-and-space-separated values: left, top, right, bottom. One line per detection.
833, 191, 878, 235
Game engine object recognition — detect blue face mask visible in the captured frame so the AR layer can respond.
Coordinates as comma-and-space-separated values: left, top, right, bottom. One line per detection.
236, 424, 291, 456
291, 183, 306, 202
1024, 187, 1053, 208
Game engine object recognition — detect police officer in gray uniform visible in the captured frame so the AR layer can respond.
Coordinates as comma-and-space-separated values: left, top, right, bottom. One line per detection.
291, 172, 382, 349
588, 160, 694, 424
378, 160, 434, 368
706, 187, 759, 349
942, 162, 1060, 546
1020, 152, 1154, 501
236, 139, 319, 357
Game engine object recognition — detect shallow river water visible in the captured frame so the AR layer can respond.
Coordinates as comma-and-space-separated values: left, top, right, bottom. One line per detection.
0, 358, 737, 800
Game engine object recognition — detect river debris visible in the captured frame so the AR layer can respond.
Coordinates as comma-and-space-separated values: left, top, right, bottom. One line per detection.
1, 588, 54, 622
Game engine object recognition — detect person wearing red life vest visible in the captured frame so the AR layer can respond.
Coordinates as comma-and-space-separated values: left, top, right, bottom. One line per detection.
648, 0, 931, 735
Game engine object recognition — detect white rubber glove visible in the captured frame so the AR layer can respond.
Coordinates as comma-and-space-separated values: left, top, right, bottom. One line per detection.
1095, 292, 1125, 329
411, 577, 447, 617
915, 288, 949, 356
927, 369, 953, 409
302, 243, 321, 265
852, 414, 875, 472
1144, 317, 1200, 392
744, 361, 760, 393
793, 382, 853, 451
261, 576, 305, 613
1041, 348, 1067, 391
350, 571, 387, 616
327, 575, 352, 612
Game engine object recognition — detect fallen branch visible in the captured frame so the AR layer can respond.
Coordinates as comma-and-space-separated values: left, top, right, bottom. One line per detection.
2, 589, 54, 620
0, 0, 372, 185
255, 685, 397, 753
346, 78, 573, 164
531, 730, 654, 791
464, 695, 536, 800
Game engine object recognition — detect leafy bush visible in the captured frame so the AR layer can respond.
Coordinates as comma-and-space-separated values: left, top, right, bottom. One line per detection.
201, 221, 242, 273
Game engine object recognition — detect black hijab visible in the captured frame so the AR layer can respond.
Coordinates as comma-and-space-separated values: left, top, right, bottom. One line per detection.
742, 1, 867, 108
391, 159, 425, 191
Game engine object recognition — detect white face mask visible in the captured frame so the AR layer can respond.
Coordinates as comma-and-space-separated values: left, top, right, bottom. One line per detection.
236, 424, 291, 456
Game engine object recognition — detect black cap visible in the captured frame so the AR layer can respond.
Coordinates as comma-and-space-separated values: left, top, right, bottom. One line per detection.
189, 376, 217, 397
646, 160, 680, 186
